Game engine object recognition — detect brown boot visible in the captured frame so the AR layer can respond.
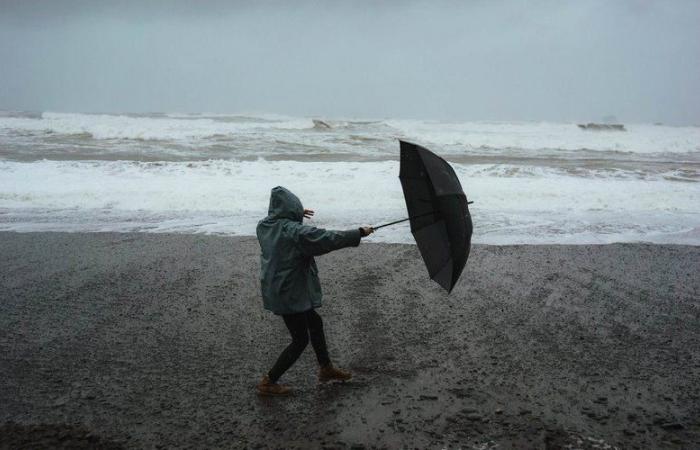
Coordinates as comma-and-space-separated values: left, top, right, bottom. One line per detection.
256, 375, 292, 396
319, 364, 352, 383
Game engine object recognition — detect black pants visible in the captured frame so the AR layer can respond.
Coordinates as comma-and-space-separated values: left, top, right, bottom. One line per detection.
268, 309, 331, 383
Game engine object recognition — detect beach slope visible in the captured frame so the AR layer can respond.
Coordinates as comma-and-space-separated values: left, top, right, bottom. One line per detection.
1, 232, 698, 449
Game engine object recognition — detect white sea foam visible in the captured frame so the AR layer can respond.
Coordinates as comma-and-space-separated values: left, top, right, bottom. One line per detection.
386, 120, 700, 154
1, 159, 697, 244
0, 111, 698, 244
0, 112, 698, 156
0, 112, 315, 141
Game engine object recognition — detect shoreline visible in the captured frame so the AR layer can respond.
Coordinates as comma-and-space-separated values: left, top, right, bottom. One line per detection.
1, 229, 698, 247
1, 232, 699, 449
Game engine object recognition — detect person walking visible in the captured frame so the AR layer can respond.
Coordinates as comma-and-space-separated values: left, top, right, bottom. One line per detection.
256, 186, 374, 396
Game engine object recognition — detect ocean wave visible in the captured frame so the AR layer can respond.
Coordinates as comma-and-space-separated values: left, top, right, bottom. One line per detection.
0, 112, 698, 156
0, 112, 315, 141
0, 159, 698, 244
0, 110, 43, 119
385, 119, 700, 154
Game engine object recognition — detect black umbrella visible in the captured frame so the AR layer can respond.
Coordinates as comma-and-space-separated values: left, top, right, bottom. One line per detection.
374, 140, 473, 292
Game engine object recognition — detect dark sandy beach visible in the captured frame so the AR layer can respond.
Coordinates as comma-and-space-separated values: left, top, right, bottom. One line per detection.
1, 232, 698, 449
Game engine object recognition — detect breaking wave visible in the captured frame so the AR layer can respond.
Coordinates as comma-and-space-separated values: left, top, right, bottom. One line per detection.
0, 112, 698, 156
0, 112, 315, 141
1, 159, 698, 244
0, 111, 698, 244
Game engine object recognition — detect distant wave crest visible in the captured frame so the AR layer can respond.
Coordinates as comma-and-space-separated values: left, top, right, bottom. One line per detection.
0, 112, 697, 156
0, 112, 315, 141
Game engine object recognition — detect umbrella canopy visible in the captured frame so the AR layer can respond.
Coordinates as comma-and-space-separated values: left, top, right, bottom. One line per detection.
398, 140, 472, 292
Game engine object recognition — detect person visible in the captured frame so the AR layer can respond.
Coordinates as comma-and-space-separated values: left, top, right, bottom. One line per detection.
255, 186, 374, 396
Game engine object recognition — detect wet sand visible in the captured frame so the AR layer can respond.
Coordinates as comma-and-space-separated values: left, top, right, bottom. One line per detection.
1, 232, 698, 449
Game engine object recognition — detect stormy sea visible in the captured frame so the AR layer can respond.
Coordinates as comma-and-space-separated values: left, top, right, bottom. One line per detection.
1, 111, 698, 244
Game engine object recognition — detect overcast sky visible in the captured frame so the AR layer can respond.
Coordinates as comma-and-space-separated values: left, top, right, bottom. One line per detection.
1, 0, 699, 124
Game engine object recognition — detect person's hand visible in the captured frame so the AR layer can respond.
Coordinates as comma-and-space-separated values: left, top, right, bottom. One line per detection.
360, 226, 374, 237
303, 209, 314, 219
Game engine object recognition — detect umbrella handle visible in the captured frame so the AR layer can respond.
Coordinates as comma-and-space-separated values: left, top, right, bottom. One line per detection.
373, 201, 474, 231
373, 216, 417, 230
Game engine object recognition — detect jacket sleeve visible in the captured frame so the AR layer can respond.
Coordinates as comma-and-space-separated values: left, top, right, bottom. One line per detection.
287, 222, 362, 257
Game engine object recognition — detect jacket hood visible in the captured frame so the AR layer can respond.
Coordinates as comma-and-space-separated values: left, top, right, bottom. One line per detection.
266, 186, 304, 222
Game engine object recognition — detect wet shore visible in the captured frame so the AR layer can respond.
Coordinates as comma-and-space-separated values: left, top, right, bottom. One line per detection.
1, 232, 698, 449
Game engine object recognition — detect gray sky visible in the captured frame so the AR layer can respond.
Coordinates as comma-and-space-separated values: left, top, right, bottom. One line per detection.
1, 0, 699, 124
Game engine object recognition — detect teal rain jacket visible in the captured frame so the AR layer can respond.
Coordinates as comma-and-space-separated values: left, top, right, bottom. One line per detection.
256, 186, 362, 315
